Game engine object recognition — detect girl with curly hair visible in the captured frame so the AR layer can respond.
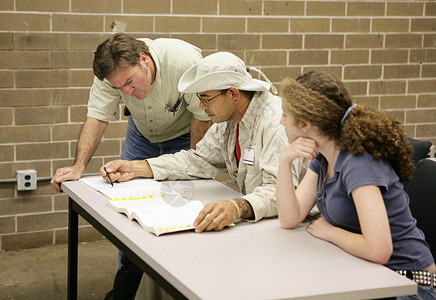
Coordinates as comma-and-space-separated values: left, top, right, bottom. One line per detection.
276, 71, 435, 299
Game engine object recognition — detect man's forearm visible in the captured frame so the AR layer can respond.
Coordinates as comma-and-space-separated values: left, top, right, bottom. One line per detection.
131, 160, 154, 178
233, 198, 254, 220
190, 117, 211, 149
74, 117, 108, 170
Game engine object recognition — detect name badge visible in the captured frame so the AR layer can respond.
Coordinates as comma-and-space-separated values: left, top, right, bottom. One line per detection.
243, 148, 255, 165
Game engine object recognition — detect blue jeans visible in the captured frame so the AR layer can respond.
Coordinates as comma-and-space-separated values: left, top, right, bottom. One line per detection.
113, 116, 190, 299
118, 117, 190, 267
120, 116, 190, 160
397, 285, 436, 300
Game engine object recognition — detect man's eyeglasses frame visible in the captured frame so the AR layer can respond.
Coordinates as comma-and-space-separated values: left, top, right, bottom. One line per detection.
196, 89, 228, 107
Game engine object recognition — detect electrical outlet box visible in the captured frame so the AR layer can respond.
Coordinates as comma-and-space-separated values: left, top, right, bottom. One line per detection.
16, 169, 37, 191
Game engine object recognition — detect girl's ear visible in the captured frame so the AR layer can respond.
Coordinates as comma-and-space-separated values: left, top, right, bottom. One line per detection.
301, 120, 312, 134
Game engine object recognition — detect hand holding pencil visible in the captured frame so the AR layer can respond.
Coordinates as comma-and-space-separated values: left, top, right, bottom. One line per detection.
100, 159, 154, 184
103, 167, 114, 186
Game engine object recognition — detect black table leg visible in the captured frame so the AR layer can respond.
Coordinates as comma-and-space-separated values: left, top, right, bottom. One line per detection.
66, 195, 188, 300
68, 196, 78, 300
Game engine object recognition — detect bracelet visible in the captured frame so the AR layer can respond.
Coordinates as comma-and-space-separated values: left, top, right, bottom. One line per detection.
230, 199, 241, 219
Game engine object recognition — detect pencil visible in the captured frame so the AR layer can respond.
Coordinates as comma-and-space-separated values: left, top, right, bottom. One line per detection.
104, 166, 114, 187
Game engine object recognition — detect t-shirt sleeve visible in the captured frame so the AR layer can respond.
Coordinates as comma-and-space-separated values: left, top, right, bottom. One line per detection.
87, 76, 121, 122
309, 153, 322, 175
341, 154, 391, 197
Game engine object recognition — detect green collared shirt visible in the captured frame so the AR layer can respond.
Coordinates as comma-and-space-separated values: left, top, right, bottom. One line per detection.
87, 38, 209, 143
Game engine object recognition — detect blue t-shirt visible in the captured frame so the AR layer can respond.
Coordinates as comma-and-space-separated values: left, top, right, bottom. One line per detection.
309, 150, 434, 270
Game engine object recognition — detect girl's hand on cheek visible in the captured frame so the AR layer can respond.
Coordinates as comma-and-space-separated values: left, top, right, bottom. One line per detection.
293, 137, 318, 160
280, 137, 317, 164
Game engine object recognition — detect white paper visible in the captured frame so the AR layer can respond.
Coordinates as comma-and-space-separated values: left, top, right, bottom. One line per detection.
79, 176, 203, 236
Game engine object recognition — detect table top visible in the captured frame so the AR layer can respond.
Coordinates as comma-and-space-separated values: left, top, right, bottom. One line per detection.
63, 177, 416, 300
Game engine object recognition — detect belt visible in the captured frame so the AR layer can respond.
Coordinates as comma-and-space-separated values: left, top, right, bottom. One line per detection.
396, 270, 435, 288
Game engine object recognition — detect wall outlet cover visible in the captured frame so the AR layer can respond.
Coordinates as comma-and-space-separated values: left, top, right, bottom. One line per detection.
16, 169, 37, 191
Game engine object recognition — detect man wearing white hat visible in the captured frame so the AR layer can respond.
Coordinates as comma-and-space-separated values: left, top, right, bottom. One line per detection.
102, 52, 309, 298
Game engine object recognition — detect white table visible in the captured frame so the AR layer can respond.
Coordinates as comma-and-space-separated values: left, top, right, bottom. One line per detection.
63, 178, 416, 300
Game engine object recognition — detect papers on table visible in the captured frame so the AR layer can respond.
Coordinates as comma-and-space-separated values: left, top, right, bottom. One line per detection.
79, 176, 203, 236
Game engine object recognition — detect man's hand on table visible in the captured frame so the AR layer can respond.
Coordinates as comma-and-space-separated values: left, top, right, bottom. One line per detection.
193, 200, 240, 233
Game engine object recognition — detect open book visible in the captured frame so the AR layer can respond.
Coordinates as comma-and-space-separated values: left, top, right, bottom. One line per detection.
80, 176, 204, 236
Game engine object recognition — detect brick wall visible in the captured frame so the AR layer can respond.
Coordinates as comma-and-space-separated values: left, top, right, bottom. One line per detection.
0, 0, 435, 251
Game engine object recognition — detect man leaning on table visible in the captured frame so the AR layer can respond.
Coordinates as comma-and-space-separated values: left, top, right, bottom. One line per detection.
51, 33, 211, 192
102, 51, 309, 232
50, 33, 211, 300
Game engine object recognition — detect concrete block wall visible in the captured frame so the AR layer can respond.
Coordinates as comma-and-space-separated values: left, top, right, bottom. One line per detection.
0, 0, 435, 251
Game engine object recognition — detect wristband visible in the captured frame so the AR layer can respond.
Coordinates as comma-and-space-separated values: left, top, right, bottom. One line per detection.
230, 199, 241, 219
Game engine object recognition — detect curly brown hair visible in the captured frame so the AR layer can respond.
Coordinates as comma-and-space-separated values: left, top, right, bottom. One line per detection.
280, 71, 414, 182
93, 33, 151, 80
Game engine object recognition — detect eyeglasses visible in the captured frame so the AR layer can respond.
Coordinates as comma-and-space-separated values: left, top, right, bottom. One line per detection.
196, 90, 228, 107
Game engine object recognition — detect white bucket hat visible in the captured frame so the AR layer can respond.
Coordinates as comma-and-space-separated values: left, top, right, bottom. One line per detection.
178, 52, 277, 94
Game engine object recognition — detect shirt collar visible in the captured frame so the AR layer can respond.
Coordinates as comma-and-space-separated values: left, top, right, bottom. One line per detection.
317, 149, 351, 177
333, 149, 355, 174
239, 91, 265, 131
148, 46, 161, 92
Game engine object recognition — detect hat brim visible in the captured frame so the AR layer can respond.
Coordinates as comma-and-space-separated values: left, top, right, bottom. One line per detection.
178, 65, 270, 93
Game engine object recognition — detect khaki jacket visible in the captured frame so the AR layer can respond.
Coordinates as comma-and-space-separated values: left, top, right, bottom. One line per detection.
147, 91, 308, 221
